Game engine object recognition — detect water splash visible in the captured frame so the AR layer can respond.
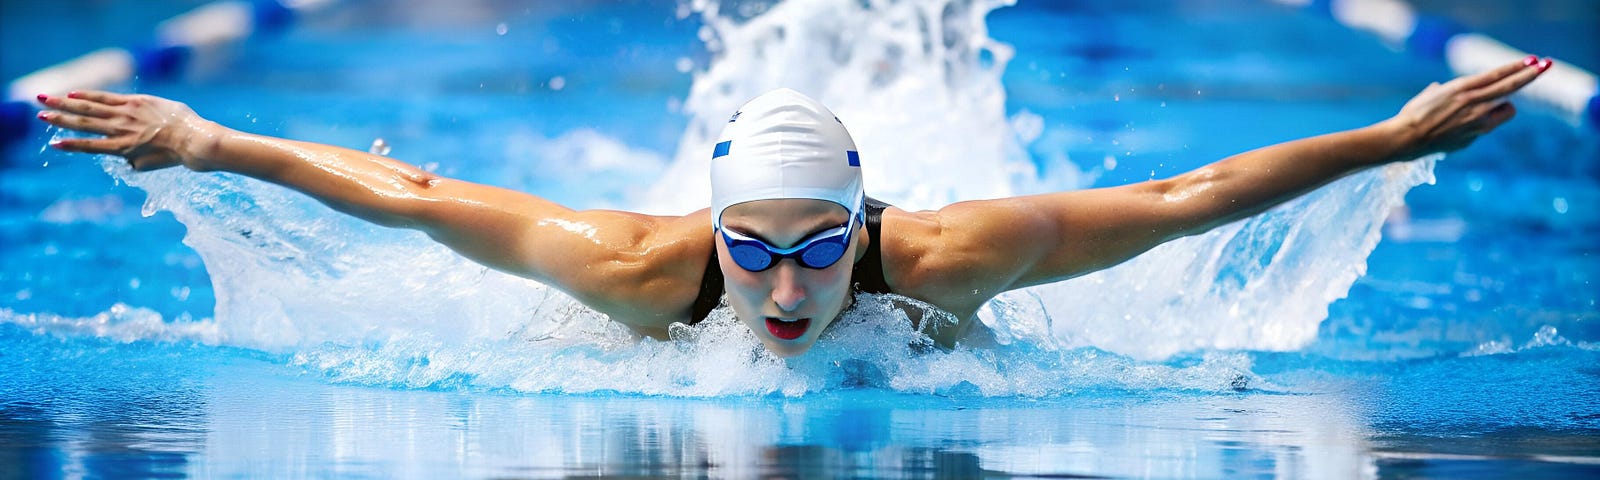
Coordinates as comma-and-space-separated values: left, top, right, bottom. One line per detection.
4, 0, 1442, 396
641, 0, 1042, 214
1032, 157, 1439, 360
644, 0, 1439, 360
282, 292, 1261, 397
1464, 325, 1600, 356
367, 137, 391, 156
0, 304, 221, 345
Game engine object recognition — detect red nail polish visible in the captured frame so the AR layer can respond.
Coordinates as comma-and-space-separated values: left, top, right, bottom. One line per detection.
67, 91, 81, 98
1523, 55, 1539, 67
36, 111, 49, 120
36, 93, 48, 103
1538, 58, 1553, 72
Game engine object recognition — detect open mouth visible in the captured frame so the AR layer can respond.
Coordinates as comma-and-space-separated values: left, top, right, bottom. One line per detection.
765, 317, 811, 340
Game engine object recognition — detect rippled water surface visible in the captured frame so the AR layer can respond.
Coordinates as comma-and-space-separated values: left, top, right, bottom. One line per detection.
2, 0, 1597, 478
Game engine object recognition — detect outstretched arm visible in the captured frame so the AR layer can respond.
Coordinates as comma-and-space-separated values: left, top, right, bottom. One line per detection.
898, 56, 1550, 314
35, 91, 710, 324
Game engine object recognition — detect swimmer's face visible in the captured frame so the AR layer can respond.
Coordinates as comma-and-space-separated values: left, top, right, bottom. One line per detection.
716, 198, 861, 357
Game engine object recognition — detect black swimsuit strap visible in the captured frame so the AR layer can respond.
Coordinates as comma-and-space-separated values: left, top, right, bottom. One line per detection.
690, 247, 725, 326
854, 197, 893, 294
688, 197, 893, 325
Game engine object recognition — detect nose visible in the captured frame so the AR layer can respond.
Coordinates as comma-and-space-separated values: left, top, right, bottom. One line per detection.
769, 261, 807, 312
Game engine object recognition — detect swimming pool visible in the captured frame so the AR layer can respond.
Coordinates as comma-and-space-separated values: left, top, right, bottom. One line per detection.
2, 0, 1597, 477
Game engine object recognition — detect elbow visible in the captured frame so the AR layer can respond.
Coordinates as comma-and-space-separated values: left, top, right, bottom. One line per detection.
1143, 172, 1229, 242
1156, 168, 1222, 204
406, 171, 443, 189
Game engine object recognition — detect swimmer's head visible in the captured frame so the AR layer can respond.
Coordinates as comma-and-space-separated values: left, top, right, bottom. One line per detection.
709, 88, 866, 357
710, 88, 864, 227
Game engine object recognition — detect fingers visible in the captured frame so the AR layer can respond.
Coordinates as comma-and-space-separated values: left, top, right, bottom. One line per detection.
1479, 101, 1518, 132
34, 91, 126, 135
1464, 58, 1547, 104
64, 90, 130, 106
40, 95, 118, 118
36, 110, 116, 135
50, 137, 129, 155
1454, 56, 1543, 91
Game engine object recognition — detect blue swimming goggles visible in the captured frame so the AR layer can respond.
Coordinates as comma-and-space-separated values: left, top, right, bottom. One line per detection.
718, 208, 864, 272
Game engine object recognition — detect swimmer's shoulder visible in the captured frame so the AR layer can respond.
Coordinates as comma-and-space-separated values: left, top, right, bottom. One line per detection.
874, 207, 973, 315
874, 203, 1029, 320
562, 208, 715, 332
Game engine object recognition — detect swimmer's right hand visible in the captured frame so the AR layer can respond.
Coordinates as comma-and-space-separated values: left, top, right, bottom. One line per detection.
34, 91, 223, 172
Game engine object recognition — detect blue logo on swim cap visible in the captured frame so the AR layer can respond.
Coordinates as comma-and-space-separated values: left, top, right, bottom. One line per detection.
728, 111, 742, 123
713, 141, 732, 159
847, 150, 860, 167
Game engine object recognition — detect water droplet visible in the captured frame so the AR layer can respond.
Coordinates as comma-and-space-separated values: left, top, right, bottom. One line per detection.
1553, 197, 1569, 214
496, 23, 508, 36
369, 138, 391, 156
675, 57, 693, 73
549, 76, 566, 91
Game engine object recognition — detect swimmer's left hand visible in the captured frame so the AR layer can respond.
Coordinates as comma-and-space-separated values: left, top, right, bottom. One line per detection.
34, 90, 222, 172
1381, 55, 1551, 160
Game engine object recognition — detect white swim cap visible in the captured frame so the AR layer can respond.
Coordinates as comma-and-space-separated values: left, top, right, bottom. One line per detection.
710, 88, 864, 227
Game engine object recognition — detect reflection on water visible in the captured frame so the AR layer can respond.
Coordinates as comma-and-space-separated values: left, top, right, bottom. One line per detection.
0, 339, 1370, 479
5, 330, 1598, 478
0, 337, 209, 479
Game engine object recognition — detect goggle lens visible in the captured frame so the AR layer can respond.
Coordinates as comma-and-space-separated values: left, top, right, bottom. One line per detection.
728, 243, 777, 271
720, 224, 853, 272
798, 242, 846, 269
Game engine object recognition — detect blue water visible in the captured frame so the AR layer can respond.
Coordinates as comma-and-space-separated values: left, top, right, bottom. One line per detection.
3, 0, 1598, 478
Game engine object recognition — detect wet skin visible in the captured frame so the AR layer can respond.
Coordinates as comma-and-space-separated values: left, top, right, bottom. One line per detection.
33, 57, 1552, 358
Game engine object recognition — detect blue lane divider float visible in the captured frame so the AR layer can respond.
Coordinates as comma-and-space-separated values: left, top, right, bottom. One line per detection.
0, 0, 334, 154
1273, 0, 1600, 132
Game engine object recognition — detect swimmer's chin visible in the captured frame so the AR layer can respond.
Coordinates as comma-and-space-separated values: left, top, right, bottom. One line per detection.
758, 337, 817, 358
752, 328, 819, 358
741, 314, 836, 358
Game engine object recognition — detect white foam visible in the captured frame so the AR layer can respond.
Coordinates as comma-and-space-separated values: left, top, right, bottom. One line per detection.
644, 0, 1437, 361
0, 304, 222, 344
641, 0, 1039, 214
11, 0, 1448, 395
1464, 325, 1599, 357
282, 293, 1263, 397
1030, 157, 1438, 360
